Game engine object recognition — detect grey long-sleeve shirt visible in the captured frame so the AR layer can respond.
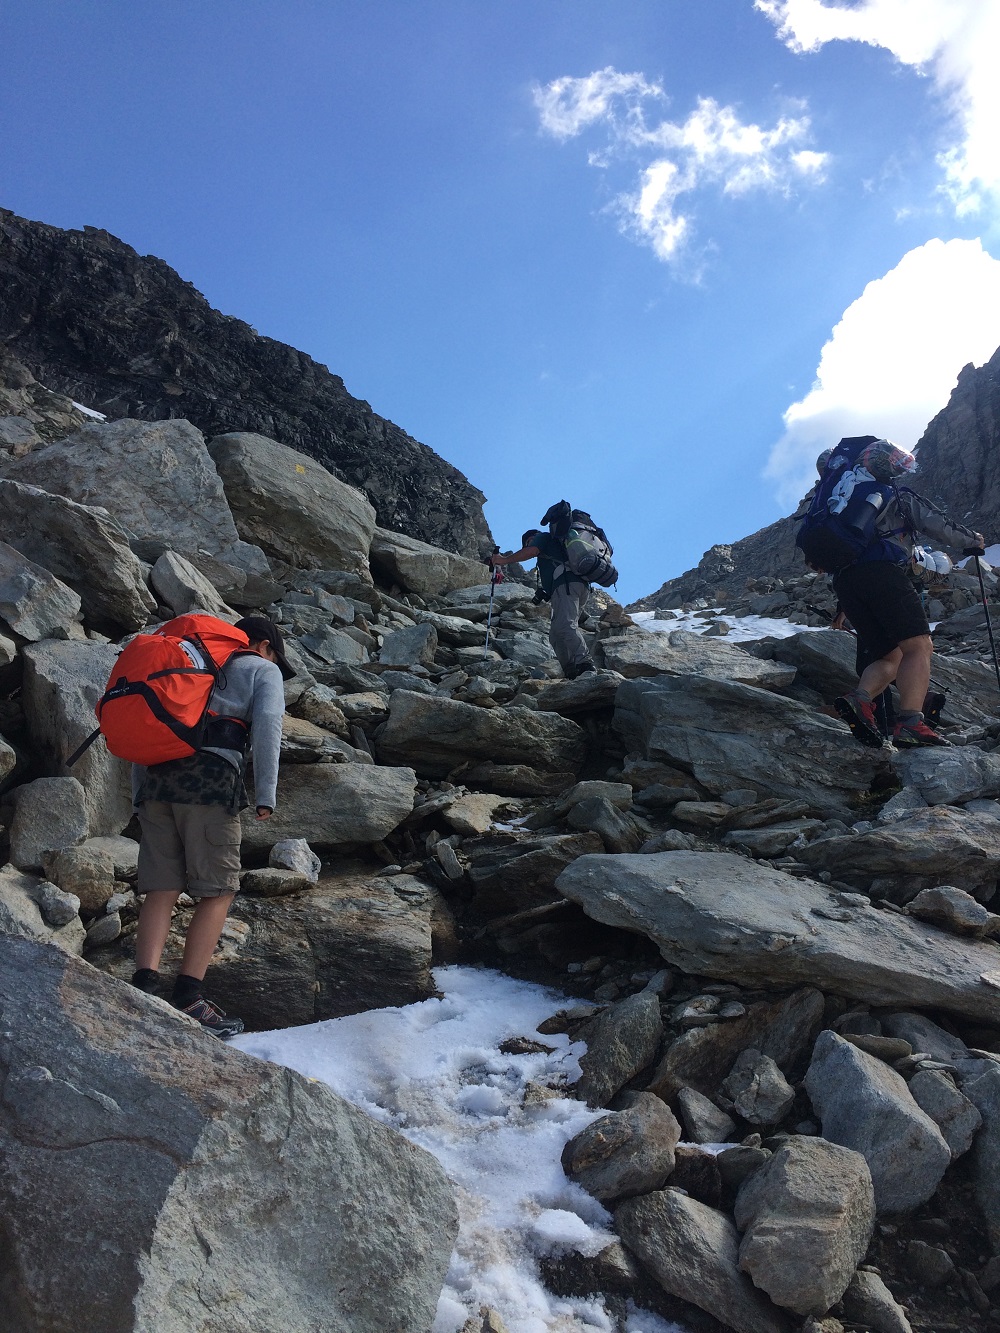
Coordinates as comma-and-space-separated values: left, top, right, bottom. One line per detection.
132, 651, 285, 811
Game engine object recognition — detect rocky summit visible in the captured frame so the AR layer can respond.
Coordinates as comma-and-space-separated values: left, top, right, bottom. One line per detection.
0, 207, 492, 558
2, 231, 1000, 1333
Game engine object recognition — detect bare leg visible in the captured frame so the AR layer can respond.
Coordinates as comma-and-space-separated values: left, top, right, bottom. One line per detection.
179, 893, 237, 981
893, 634, 934, 713
857, 647, 902, 700
134, 890, 182, 971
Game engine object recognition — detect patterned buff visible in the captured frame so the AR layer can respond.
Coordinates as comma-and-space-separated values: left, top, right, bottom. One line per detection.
859, 439, 916, 481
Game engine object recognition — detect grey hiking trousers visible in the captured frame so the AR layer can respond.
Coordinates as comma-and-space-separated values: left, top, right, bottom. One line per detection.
549, 580, 592, 675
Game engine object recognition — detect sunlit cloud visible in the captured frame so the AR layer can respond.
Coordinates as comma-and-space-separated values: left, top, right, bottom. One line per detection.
765, 238, 1000, 506
756, 0, 1000, 215
533, 70, 828, 264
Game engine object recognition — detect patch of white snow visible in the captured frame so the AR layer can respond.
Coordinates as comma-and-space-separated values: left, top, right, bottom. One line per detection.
71, 400, 107, 420
631, 607, 823, 643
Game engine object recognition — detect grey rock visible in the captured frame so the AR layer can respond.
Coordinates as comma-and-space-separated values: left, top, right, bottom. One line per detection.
72, 835, 140, 881
908, 1069, 982, 1158
240, 867, 311, 897
379, 623, 438, 668
555, 851, 1000, 1026
22, 640, 133, 837
879, 1013, 970, 1063
720, 1050, 795, 1126
209, 431, 376, 573
614, 675, 884, 817
0, 732, 18, 791
280, 715, 352, 765
0, 479, 155, 632
9, 776, 89, 872
905, 1239, 954, 1286
36, 881, 81, 928
410, 608, 485, 647
841, 1270, 913, 1333
300, 624, 369, 664
804, 1031, 951, 1213
0, 417, 264, 570
269, 838, 322, 883
676, 1087, 736, 1144
717, 1144, 772, 1191
962, 1063, 1000, 1250
0, 414, 40, 448
0, 539, 81, 640
240, 764, 416, 851
85, 910, 122, 947
443, 582, 535, 607
468, 832, 604, 915
530, 671, 623, 715
150, 550, 235, 618
735, 1137, 875, 1316
877, 786, 929, 823
722, 820, 825, 858
434, 840, 464, 880
554, 781, 633, 817
602, 629, 796, 688
576, 990, 663, 1108
369, 527, 485, 597
377, 691, 586, 781
906, 884, 993, 935
293, 684, 350, 738
0, 865, 85, 954
495, 630, 556, 668
561, 1092, 681, 1202
767, 629, 859, 699
615, 1189, 791, 1333
567, 797, 642, 854
442, 793, 509, 836
0, 934, 456, 1333
892, 745, 1000, 805
48, 842, 116, 917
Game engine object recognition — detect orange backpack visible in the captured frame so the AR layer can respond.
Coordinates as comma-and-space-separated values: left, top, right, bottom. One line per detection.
71, 615, 252, 767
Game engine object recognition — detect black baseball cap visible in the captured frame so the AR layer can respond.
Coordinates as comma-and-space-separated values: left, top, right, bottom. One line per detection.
234, 616, 296, 680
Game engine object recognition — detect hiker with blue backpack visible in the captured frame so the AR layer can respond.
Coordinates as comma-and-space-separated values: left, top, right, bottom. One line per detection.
489, 501, 618, 680
797, 436, 985, 749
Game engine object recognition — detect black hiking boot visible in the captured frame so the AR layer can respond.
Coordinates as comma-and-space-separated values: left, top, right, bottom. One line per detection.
173, 994, 245, 1040
834, 693, 884, 748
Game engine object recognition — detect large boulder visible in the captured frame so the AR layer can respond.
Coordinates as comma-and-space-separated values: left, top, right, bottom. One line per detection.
369, 527, 486, 597
0, 934, 456, 1333
0, 479, 155, 632
0, 865, 85, 954
0, 418, 265, 571
467, 831, 603, 915
21, 640, 133, 838
561, 1093, 681, 1202
0, 539, 81, 640
240, 763, 417, 851
796, 806, 1000, 898
9, 776, 89, 872
734, 1137, 875, 1316
575, 989, 663, 1108
556, 851, 1000, 1025
614, 674, 885, 816
764, 628, 859, 700
377, 691, 587, 784
602, 629, 796, 688
804, 1031, 951, 1214
962, 1063, 1000, 1251
616, 1189, 791, 1333
891, 745, 1000, 806
150, 550, 234, 619
209, 431, 376, 573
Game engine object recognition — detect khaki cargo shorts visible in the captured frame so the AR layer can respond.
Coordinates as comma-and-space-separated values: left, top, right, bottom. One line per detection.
137, 802, 243, 899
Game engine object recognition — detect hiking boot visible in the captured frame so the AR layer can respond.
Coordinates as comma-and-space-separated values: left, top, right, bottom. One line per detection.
173, 994, 245, 1040
923, 691, 947, 728
893, 719, 951, 748
834, 693, 883, 748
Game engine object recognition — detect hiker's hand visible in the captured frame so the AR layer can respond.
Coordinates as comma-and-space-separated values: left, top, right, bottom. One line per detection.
488, 553, 505, 567
965, 533, 987, 556
255, 806, 273, 821
831, 611, 851, 632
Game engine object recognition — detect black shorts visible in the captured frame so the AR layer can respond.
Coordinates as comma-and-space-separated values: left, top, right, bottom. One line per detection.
833, 561, 930, 662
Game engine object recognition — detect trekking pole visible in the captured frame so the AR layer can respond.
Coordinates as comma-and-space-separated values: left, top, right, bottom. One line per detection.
483, 548, 502, 662
972, 552, 1000, 697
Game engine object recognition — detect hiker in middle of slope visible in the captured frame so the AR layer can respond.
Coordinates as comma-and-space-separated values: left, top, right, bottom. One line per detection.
489, 501, 617, 680
797, 436, 986, 749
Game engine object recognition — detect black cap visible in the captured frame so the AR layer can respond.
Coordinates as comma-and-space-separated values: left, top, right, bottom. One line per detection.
234, 616, 296, 681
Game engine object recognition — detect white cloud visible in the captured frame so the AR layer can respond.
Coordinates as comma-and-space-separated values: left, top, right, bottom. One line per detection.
765, 237, 1000, 506
533, 71, 828, 263
756, 0, 1000, 214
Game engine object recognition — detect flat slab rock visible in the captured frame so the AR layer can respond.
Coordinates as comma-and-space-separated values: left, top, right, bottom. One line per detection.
601, 628, 796, 689
556, 850, 1000, 1025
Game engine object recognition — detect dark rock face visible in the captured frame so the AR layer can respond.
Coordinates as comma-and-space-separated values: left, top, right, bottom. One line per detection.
0, 207, 492, 557
631, 522, 803, 612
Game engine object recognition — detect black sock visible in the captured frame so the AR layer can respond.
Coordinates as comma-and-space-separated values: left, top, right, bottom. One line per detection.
131, 968, 159, 993
172, 974, 203, 1006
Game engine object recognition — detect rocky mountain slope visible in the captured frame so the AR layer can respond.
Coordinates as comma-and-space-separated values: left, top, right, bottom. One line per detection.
635, 345, 1000, 612
2, 395, 1000, 1330
0, 207, 492, 558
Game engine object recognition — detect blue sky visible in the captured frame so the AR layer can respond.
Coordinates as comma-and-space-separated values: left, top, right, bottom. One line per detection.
2, 0, 1000, 601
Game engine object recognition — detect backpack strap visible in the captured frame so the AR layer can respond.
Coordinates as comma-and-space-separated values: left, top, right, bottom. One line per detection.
66, 727, 101, 768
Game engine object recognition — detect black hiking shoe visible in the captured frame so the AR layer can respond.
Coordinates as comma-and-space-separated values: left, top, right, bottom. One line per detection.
174, 995, 245, 1040
834, 693, 884, 748
892, 719, 951, 748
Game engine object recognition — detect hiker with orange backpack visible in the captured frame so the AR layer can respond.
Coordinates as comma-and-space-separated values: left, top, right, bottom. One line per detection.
115, 614, 293, 1037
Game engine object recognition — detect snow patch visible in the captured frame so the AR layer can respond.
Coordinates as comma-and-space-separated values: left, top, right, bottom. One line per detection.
71, 400, 107, 420
631, 607, 823, 643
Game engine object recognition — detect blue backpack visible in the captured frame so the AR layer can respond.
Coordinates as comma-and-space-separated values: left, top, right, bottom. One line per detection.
796, 436, 913, 574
